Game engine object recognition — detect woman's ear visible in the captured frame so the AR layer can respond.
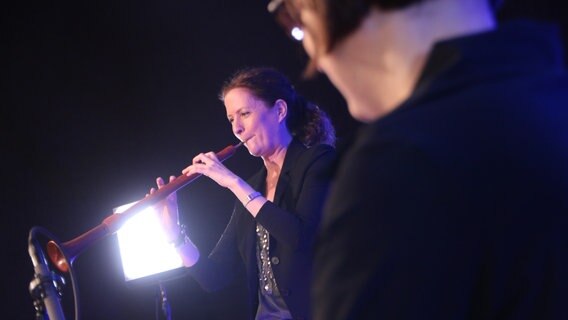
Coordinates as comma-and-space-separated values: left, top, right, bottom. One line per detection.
274, 99, 288, 123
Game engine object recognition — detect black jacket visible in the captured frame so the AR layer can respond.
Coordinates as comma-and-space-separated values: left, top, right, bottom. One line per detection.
190, 140, 335, 320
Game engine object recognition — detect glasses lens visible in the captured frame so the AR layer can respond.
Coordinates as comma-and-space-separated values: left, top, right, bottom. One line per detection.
267, 0, 304, 41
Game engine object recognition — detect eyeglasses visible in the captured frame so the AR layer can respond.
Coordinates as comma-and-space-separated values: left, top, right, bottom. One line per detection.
267, 0, 304, 41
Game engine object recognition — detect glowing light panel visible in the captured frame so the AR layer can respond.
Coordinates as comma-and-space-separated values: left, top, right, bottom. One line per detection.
114, 202, 183, 281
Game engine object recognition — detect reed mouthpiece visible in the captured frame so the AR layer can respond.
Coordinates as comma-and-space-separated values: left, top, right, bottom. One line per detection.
237, 135, 254, 148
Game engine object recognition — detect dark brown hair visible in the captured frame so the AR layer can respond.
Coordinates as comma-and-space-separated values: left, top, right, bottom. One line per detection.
220, 67, 336, 147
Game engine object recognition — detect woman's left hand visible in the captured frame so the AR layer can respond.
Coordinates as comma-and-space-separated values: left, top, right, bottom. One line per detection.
182, 152, 239, 189
149, 175, 180, 242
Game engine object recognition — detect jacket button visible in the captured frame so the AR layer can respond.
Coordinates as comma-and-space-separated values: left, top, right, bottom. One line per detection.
271, 256, 280, 265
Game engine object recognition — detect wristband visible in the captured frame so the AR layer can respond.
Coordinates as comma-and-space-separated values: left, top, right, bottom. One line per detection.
244, 191, 262, 207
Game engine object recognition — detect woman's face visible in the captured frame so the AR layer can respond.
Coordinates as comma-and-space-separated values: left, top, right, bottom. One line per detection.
224, 87, 285, 157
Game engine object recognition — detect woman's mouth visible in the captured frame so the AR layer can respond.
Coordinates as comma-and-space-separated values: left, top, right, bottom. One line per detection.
243, 135, 254, 145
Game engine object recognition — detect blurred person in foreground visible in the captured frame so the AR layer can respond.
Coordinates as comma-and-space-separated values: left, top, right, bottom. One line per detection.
153, 67, 336, 320
267, 0, 568, 318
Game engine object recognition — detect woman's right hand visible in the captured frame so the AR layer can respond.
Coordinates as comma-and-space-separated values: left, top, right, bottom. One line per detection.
150, 176, 180, 243
182, 151, 240, 189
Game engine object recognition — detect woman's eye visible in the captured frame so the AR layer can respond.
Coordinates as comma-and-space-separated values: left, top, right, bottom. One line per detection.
241, 111, 250, 117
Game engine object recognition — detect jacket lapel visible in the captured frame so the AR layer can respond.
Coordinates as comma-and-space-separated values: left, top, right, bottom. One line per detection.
273, 140, 306, 207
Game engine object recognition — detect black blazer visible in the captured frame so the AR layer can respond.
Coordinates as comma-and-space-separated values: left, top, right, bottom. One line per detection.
190, 140, 335, 320
313, 21, 568, 320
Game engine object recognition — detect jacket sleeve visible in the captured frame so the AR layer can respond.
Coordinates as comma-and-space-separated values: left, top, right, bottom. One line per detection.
187, 206, 242, 292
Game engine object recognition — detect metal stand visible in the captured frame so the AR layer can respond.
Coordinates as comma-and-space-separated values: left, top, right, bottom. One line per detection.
28, 228, 66, 320
156, 282, 172, 320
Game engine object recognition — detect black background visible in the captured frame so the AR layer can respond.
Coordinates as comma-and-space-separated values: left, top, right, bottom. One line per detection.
3, 0, 567, 319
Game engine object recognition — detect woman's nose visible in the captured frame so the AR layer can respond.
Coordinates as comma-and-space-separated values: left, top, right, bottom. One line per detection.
233, 122, 243, 136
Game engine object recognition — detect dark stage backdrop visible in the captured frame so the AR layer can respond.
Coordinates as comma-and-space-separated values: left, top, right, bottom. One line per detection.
3, 0, 566, 319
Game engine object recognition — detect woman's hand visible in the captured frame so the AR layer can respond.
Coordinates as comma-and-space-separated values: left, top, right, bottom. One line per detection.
182, 151, 263, 217
182, 151, 239, 189
150, 176, 200, 267
150, 176, 180, 243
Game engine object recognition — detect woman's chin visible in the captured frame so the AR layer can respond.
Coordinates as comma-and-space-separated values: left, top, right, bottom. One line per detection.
246, 146, 260, 157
